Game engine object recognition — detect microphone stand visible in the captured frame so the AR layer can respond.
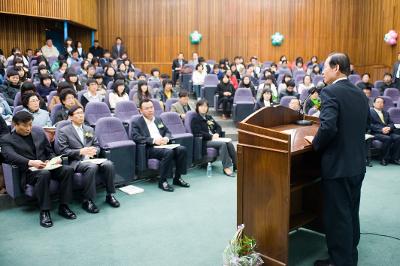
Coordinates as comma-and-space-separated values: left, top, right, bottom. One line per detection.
296, 92, 313, 126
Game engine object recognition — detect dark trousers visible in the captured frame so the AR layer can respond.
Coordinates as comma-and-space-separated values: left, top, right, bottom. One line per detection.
374, 133, 400, 160
206, 140, 237, 168
27, 165, 74, 211
218, 96, 233, 116
148, 146, 187, 183
322, 174, 365, 266
172, 70, 180, 86
75, 160, 116, 201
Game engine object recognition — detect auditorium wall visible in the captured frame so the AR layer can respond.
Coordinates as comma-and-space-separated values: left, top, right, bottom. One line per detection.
97, 0, 400, 80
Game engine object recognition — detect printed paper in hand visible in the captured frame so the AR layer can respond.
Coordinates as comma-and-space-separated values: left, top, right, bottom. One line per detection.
212, 137, 232, 143
395, 124, 400, 129
119, 185, 144, 195
29, 155, 63, 171
82, 158, 107, 165
154, 144, 180, 149
365, 134, 374, 140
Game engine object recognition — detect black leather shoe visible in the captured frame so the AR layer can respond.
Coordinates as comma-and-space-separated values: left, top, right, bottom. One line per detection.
82, 200, 100, 213
40, 211, 53, 228
380, 159, 388, 166
393, 159, 400, 165
105, 195, 120, 208
223, 169, 236, 177
173, 177, 190, 188
233, 165, 237, 172
314, 259, 335, 266
158, 181, 174, 192
366, 160, 372, 167
58, 204, 77, 219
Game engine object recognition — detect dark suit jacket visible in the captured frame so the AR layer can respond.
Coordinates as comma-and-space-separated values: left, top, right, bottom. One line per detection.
312, 79, 369, 179
131, 116, 171, 146
254, 100, 277, 111
172, 59, 188, 71
57, 123, 100, 170
190, 113, 222, 155
392, 61, 400, 79
111, 44, 127, 59
369, 108, 395, 134
1, 127, 55, 187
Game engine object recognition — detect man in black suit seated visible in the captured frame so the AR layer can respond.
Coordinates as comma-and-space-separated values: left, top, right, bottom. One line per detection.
57, 105, 120, 213
1, 111, 76, 228
378, 72, 396, 94
171, 52, 188, 85
131, 99, 189, 192
307, 53, 369, 266
369, 97, 400, 166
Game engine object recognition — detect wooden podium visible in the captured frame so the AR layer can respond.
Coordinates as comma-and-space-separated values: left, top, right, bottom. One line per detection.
237, 106, 323, 265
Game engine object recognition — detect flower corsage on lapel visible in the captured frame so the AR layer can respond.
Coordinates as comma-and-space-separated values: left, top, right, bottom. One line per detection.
83, 131, 94, 141
157, 122, 165, 129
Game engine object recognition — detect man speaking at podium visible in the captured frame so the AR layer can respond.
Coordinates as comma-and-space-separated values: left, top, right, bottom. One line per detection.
306, 53, 369, 266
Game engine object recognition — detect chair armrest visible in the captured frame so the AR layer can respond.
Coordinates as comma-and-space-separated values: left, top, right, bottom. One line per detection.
136, 143, 147, 172
2, 163, 22, 199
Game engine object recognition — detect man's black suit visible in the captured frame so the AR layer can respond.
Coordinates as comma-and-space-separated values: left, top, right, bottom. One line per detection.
312, 79, 369, 266
1, 127, 73, 210
171, 58, 188, 85
130, 116, 187, 183
369, 108, 400, 161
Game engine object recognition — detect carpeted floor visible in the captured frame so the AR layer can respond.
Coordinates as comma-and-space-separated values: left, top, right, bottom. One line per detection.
0, 162, 399, 266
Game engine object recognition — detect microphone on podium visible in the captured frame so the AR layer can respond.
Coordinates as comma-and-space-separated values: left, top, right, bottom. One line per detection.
296, 91, 313, 126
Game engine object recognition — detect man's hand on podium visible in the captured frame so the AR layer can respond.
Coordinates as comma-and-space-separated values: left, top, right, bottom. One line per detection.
304, 136, 314, 144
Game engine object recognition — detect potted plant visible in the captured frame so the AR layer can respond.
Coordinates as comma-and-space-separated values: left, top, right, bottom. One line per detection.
223, 224, 263, 266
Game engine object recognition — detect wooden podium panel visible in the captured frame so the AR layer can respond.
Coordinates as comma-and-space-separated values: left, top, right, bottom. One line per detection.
237, 106, 323, 265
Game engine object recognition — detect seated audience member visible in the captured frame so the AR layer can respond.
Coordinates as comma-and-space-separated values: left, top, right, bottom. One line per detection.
357, 73, 373, 90
94, 73, 107, 96
307, 55, 319, 68
21, 93, 52, 127
53, 61, 68, 82
191, 99, 237, 176
48, 82, 82, 112
133, 80, 152, 107
170, 90, 195, 120
80, 79, 104, 108
0, 69, 21, 106
54, 89, 78, 124
100, 50, 112, 67
297, 75, 314, 94
1, 111, 75, 228
226, 69, 238, 89
249, 56, 261, 76
212, 64, 224, 80
41, 38, 60, 58
239, 75, 256, 97
117, 62, 128, 76
57, 105, 120, 212
65, 71, 83, 92
37, 74, 56, 100
370, 97, 400, 166
288, 98, 301, 112
131, 99, 190, 192
67, 50, 82, 67
279, 80, 299, 99
32, 65, 50, 82
378, 73, 396, 94
293, 57, 305, 72
362, 85, 374, 107
75, 41, 85, 59
126, 68, 136, 82
159, 79, 177, 102
148, 68, 161, 82
15, 66, 29, 83
310, 64, 322, 77
192, 63, 207, 99
79, 64, 96, 86
20, 81, 47, 110
89, 40, 104, 58
277, 74, 293, 93
136, 72, 147, 81
103, 65, 116, 87
254, 87, 277, 110
230, 64, 241, 81
171, 52, 188, 85
0, 94, 12, 120
257, 75, 278, 101
217, 74, 235, 119
304, 87, 321, 114
109, 80, 129, 110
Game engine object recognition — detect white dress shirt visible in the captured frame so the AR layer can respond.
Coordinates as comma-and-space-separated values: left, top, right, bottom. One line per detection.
144, 116, 166, 144
332, 77, 347, 84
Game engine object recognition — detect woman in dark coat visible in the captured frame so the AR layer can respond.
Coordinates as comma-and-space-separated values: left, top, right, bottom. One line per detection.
191, 99, 237, 177
216, 74, 235, 119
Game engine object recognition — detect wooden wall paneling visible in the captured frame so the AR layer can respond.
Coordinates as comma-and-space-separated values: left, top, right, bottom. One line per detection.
68, 0, 98, 30
68, 24, 93, 51
0, 0, 68, 20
